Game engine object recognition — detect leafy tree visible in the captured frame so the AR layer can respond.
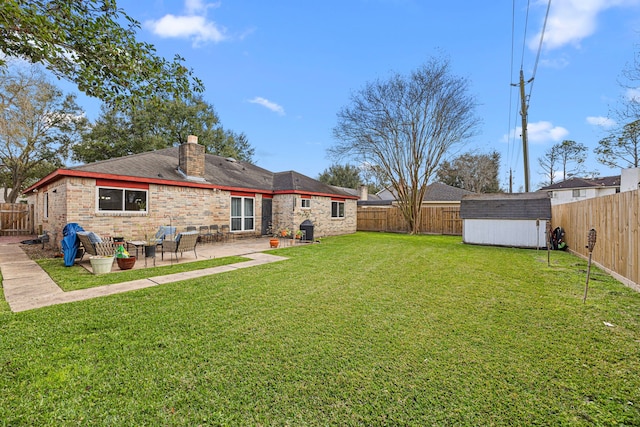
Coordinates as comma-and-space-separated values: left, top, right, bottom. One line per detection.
73, 96, 254, 163
330, 57, 478, 234
594, 120, 640, 169
437, 151, 501, 193
0, 0, 203, 106
538, 140, 587, 186
318, 164, 362, 189
0, 65, 87, 202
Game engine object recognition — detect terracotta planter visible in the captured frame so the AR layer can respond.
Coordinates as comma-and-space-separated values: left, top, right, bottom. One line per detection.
269, 238, 279, 248
116, 256, 136, 270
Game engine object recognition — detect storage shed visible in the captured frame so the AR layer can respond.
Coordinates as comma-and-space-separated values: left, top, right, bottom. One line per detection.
460, 193, 551, 248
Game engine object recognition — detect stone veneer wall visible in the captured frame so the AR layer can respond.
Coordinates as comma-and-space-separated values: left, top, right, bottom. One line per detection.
271, 194, 356, 238
38, 177, 255, 250
34, 176, 352, 249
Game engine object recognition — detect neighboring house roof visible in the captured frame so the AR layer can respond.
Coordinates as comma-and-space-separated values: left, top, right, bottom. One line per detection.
25, 147, 356, 198
331, 185, 383, 200
376, 182, 473, 202
460, 192, 551, 220
539, 175, 621, 191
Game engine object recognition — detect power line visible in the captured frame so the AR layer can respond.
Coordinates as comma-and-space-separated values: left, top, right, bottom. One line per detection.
528, 0, 552, 100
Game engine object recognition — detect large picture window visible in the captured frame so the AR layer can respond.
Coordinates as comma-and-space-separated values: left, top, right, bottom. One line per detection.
331, 201, 345, 218
231, 196, 255, 231
98, 187, 147, 212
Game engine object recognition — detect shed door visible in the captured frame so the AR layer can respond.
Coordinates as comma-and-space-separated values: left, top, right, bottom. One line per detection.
261, 198, 272, 235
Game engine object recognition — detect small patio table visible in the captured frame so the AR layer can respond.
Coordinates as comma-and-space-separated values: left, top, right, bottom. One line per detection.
126, 240, 146, 258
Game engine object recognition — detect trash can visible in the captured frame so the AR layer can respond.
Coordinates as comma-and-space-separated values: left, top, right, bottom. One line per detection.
299, 220, 314, 242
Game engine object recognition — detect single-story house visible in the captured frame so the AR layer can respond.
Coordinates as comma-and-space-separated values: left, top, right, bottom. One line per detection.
24, 135, 358, 249
359, 182, 473, 207
460, 192, 551, 248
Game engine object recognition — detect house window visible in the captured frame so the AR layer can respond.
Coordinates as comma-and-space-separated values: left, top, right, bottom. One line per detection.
44, 192, 48, 219
231, 196, 254, 231
301, 199, 311, 208
331, 201, 345, 218
572, 189, 585, 197
97, 187, 147, 212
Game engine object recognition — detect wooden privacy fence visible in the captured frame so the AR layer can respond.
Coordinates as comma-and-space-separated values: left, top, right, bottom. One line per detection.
552, 190, 639, 289
0, 203, 34, 236
357, 206, 462, 235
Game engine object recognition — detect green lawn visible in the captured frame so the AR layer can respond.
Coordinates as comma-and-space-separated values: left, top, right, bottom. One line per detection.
36, 256, 249, 291
0, 232, 639, 425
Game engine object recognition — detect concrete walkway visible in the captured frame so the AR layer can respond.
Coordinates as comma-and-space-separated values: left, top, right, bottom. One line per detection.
0, 241, 288, 313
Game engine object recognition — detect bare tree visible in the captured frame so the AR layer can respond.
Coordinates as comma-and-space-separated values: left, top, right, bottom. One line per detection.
556, 140, 587, 180
0, 65, 87, 202
538, 144, 560, 186
538, 140, 587, 186
595, 120, 640, 169
330, 57, 479, 233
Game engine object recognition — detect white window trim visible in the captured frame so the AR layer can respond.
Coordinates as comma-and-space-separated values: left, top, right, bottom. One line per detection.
230, 196, 255, 231
331, 201, 345, 218
301, 198, 311, 209
43, 192, 49, 219
96, 186, 148, 213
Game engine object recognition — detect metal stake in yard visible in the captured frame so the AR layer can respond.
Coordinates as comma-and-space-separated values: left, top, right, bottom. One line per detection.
546, 222, 552, 266
583, 229, 597, 303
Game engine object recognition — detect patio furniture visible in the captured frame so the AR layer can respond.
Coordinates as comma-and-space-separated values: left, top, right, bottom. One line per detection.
77, 232, 117, 259
161, 231, 199, 262
210, 224, 222, 242
220, 224, 231, 242
150, 225, 176, 245
199, 225, 213, 243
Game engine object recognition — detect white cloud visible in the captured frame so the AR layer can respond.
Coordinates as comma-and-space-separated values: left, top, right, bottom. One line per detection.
529, 0, 640, 51
249, 97, 285, 115
626, 87, 640, 102
504, 121, 568, 144
586, 116, 616, 127
185, 0, 220, 14
527, 121, 569, 142
145, 1, 226, 46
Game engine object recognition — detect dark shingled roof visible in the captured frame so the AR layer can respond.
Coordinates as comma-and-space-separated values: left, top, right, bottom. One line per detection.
539, 175, 620, 191
460, 192, 551, 220
273, 171, 352, 196
35, 147, 354, 197
377, 182, 473, 202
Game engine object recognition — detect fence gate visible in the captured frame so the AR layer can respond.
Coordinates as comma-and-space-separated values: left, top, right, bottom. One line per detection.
0, 203, 34, 236
442, 208, 462, 235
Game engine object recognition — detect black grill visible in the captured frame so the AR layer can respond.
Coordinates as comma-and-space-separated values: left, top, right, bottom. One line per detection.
299, 220, 314, 242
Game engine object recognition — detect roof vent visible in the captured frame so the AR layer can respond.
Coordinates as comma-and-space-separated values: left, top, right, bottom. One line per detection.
225, 157, 237, 163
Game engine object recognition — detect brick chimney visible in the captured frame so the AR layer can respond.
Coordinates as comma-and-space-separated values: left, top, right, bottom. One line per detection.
178, 135, 205, 180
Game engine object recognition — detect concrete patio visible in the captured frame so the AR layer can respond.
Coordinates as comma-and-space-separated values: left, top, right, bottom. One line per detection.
0, 236, 298, 312
78, 236, 300, 272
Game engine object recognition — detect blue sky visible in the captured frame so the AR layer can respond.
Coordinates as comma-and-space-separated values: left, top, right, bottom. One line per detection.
70, 0, 640, 191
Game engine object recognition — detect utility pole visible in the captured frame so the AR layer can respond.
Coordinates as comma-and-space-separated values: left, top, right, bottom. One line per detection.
518, 69, 530, 193
509, 169, 513, 193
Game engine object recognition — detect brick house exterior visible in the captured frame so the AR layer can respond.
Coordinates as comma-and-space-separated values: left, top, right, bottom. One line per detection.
25, 136, 357, 249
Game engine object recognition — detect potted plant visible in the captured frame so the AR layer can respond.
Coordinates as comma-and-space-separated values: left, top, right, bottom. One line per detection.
115, 245, 136, 270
